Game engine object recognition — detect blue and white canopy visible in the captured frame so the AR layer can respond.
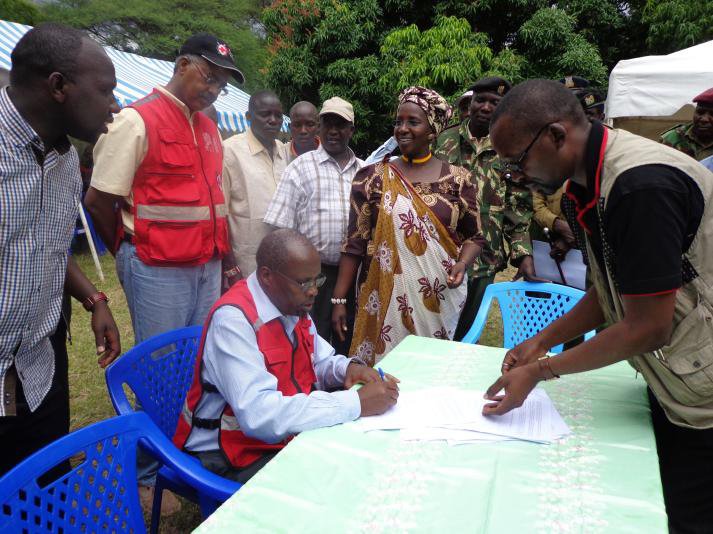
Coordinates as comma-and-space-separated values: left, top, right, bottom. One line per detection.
0, 19, 289, 133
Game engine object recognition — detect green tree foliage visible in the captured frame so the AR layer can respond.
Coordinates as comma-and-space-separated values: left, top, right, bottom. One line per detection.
39, 0, 268, 90
0, 0, 39, 25
643, 0, 713, 53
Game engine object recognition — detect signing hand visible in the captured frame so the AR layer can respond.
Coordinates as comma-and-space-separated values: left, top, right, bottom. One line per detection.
501, 337, 548, 374
482, 364, 541, 416
358, 379, 399, 416
91, 301, 121, 367
344, 363, 400, 389
512, 255, 548, 282
447, 261, 467, 288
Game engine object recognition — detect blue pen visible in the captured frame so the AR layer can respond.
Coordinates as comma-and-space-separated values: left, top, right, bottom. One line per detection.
377, 367, 386, 381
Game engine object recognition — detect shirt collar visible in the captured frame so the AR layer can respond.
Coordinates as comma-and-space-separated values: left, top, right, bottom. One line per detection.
315, 143, 358, 171
247, 272, 301, 335
461, 118, 493, 156
155, 86, 192, 122
290, 137, 320, 157
246, 127, 284, 160
0, 87, 71, 154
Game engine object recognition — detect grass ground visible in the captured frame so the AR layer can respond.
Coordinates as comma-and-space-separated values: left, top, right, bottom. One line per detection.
67, 250, 509, 532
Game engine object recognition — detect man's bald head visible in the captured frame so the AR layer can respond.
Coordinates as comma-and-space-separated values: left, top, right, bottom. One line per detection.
490, 79, 587, 141
257, 229, 317, 272
290, 100, 317, 118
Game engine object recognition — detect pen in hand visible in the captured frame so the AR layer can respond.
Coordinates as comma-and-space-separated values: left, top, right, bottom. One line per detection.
378, 367, 386, 382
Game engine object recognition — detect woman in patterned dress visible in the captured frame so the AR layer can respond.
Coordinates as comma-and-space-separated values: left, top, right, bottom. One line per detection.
331, 86, 486, 366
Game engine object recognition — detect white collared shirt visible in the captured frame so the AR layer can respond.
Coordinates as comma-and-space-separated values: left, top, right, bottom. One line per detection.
263, 145, 363, 265
184, 273, 361, 452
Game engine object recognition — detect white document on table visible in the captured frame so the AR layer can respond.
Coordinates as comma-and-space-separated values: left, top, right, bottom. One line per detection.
532, 239, 587, 290
355, 387, 570, 444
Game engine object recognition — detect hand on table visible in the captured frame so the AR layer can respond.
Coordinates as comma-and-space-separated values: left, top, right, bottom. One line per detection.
482, 364, 541, 416
358, 380, 399, 416
501, 337, 548, 374
344, 363, 399, 389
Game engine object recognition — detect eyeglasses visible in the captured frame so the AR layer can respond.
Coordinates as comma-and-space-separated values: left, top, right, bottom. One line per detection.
501, 122, 552, 176
190, 60, 229, 96
274, 270, 327, 293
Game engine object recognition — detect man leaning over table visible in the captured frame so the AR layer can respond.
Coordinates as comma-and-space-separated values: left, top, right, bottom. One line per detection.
480, 79, 713, 533
84, 32, 242, 513
174, 229, 399, 483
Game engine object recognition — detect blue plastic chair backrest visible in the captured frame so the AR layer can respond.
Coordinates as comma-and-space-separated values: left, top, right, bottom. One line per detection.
105, 326, 203, 438
461, 281, 592, 353
0, 413, 156, 533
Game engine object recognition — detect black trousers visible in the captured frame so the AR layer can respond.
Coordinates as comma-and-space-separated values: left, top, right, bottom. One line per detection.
454, 274, 494, 341
0, 317, 71, 479
193, 450, 278, 484
311, 263, 355, 355
648, 388, 713, 533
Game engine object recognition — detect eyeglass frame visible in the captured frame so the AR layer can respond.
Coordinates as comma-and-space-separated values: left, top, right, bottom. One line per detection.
500, 122, 553, 176
189, 58, 229, 97
273, 270, 327, 293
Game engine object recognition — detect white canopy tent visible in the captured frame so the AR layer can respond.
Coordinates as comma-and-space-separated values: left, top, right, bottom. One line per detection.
0, 19, 290, 134
607, 40, 713, 140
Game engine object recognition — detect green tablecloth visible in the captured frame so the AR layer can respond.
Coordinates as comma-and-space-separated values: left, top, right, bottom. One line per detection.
196, 337, 666, 533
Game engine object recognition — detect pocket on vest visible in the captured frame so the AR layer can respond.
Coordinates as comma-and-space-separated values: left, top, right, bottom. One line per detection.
158, 128, 195, 167
147, 221, 203, 263
145, 173, 200, 204
664, 301, 713, 399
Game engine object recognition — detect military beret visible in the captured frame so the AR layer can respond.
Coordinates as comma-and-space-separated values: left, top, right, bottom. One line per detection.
574, 89, 605, 109
558, 75, 590, 89
469, 77, 511, 96
693, 87, 713, 106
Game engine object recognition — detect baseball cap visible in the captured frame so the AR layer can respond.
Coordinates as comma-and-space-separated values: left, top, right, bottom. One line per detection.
179, 33, 245, 84
319, 96, 354, 124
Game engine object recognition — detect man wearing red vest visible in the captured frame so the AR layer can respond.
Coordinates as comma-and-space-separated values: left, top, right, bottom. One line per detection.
85, 33, 242, 513
174, 229, 399, 482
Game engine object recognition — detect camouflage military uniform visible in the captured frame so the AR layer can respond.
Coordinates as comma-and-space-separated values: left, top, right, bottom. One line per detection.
660, 122, 713, 161
435, 118, 533, 339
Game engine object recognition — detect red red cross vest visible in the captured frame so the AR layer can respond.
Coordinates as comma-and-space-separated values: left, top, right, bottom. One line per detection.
173, 279, 317, 468
126, 89, 230, 266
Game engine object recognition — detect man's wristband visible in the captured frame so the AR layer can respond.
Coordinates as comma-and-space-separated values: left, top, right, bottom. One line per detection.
537, 355, 560, 380
223, 267, 241, 278
83, 291, 109, 312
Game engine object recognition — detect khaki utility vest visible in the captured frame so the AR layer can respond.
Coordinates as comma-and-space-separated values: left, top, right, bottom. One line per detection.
586, 128, 713, 428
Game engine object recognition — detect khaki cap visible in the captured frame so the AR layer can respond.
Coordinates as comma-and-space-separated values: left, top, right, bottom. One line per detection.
319, 96, 354, 124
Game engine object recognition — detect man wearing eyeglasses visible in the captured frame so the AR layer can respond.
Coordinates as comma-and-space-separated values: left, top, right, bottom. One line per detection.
174, 229, 399, 483
483, 79, 713, 533
435, 77, 539, 341
85, 32, 242, 514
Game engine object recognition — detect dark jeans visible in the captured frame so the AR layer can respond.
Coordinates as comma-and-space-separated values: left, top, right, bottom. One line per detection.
454, 274, 495, 341
311, 263, 355, 355
0, 317, 70, 480
648, 388, 713, 533
193, 450, 278, 484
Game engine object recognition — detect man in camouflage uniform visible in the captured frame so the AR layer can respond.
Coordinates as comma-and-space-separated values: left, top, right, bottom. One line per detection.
436, 76, 538, 341
661, 87, 713, 161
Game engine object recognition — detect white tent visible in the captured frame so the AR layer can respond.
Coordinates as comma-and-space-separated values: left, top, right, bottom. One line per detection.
606, 40, 713, 140
0, 19, 290, 134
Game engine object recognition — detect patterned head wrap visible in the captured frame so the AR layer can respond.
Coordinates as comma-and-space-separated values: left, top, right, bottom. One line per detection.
398, 86, 452, 136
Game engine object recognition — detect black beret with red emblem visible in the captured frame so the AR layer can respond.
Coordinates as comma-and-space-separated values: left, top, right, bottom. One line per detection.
179, 33, 245, 84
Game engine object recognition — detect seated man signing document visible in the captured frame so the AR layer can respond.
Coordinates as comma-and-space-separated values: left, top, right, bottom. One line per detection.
174, 229, 399, 482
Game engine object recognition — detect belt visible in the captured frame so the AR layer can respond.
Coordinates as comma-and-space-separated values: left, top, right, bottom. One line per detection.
122, 233, 135, 245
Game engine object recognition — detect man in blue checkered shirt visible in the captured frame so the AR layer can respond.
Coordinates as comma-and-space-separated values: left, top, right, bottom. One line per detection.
0, 24, 121, 476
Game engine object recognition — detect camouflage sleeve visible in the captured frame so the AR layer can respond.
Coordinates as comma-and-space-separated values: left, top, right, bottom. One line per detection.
660, 128, 678, 148
434, 129, 459, 164
503, 181, 533, 263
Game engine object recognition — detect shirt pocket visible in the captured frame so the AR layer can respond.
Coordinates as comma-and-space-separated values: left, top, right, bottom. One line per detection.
664, 300, 713, 400
158, 128, 195, 168
261, 346, 290, 375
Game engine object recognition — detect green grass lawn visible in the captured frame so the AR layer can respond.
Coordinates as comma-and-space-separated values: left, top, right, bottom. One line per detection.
68, 250, 508, 532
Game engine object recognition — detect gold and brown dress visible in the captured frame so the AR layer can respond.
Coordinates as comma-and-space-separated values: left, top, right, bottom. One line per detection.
342, 160, 484, 365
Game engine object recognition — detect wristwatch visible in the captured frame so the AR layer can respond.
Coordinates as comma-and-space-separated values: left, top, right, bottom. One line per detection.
83, 291, 109, 312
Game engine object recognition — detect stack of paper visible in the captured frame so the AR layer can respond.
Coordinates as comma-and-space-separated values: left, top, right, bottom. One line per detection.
354, 387, 570, 445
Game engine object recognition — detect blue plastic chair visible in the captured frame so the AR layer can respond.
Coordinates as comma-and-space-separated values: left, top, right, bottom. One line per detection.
461, 281, 595, 353
105, 326, 240, 533
0, 412, 236, 534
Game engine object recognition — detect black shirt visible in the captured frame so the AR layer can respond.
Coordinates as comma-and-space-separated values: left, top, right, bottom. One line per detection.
565, 121, 704, 295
